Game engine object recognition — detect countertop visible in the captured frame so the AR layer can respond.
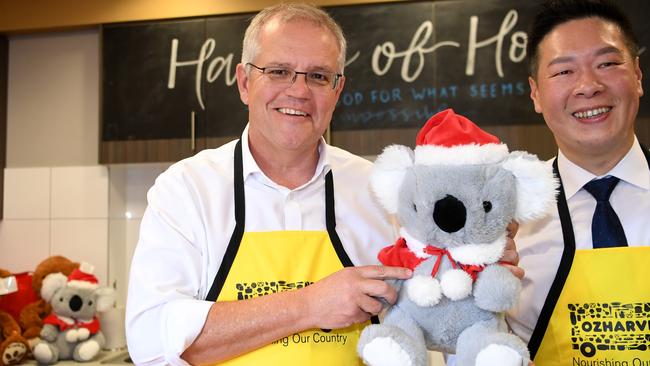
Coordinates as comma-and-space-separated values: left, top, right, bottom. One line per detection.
23, 349, 132, 366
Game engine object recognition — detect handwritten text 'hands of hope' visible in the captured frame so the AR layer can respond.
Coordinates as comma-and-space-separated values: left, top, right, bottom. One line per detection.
167, 10, 526, 111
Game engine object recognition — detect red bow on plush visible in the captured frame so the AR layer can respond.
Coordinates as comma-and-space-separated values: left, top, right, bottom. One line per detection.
378, 238, 484, 281
424, 246, 484, 281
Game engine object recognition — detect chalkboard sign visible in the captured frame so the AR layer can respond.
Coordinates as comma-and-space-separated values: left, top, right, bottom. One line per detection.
103, 14, 249, 141
102, 0, 650, 141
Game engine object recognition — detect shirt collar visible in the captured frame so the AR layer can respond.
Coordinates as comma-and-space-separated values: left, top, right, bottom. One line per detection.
558, 136, 650, 199
240, 124, 331, 190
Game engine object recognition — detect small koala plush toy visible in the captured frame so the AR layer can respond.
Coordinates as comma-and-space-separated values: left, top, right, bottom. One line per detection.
33, 263, 114, 364
358, 109, 557, 366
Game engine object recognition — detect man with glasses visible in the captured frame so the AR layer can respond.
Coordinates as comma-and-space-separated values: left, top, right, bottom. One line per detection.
126, 3, 519, 365
125, 4, 411, 365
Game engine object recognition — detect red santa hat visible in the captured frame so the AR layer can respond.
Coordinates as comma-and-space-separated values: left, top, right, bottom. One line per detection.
66, 262, 99, 290
414, 109, 509, 165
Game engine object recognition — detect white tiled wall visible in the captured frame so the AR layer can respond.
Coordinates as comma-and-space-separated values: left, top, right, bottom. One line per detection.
0, 163, 168, 307
107, 163, 170, 305
0, 166, 109, 286
3, 167, 51, 219
50, 219, 109, 285
51, 166, 108, 218
0, 220, 50, 271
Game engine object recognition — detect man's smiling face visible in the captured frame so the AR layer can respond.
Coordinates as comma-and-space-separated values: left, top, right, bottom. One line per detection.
236, 17, 344, 154
529, 17, 643, 163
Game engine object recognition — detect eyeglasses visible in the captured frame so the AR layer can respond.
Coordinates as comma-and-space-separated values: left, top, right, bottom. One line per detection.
247, 63, 343, 90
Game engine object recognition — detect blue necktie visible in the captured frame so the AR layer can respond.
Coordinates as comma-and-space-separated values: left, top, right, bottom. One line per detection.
583, 176, 628, 248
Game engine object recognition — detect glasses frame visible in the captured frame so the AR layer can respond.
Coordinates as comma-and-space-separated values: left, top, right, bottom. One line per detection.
246, 63, 343, 90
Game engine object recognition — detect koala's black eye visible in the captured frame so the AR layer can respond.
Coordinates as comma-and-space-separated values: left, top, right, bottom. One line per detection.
483, 201, 492, 213
413, 203, 417, 212
88, 300, 93, 306
59, 297, 64, 302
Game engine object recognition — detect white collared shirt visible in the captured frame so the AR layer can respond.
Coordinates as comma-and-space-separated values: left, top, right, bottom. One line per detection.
506, 137, 650, 343
125, 125, 396, 365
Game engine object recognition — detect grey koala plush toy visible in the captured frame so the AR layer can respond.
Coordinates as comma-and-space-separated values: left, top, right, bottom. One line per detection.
358, 109, 557, 366
33, 263, 114, 364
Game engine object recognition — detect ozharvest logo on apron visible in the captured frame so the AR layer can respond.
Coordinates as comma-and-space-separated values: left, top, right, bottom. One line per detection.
529, 152, 650, 366
568, 300, 650, 358
204, 140, 374, 365
533, 246, 650, 365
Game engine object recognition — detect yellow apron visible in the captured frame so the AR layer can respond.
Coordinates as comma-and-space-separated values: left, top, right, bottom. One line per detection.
529, 156, 650, 365
204, 140, 370, 365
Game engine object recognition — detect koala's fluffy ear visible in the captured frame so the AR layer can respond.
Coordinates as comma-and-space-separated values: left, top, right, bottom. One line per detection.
40, 273, 68, 302
502, 151, 559, 222
370, 145, 414, 214
95, 287, 116, 313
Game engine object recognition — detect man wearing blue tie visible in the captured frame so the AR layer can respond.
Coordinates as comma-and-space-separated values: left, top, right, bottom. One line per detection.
506, 0, 650, 364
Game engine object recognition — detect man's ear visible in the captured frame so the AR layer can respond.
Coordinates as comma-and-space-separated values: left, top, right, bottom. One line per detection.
529, 76, 542, 113
334, 75, 346, 100
634, 57, 643, 97
236, 63, 250, 105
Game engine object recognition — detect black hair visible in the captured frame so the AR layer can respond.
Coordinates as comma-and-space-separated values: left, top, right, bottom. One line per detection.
527, 0, 639, 77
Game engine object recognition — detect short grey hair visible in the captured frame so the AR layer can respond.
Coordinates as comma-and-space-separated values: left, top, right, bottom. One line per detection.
241, 3, 347, 73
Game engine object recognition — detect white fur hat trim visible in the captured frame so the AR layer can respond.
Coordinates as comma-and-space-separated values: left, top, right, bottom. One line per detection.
414, 143, 509, 166
41, 272, 68, 302
67, 280, 99, 290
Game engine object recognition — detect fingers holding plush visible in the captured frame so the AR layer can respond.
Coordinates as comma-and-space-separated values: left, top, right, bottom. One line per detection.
301, 266, 410, 329
501, 232, 524, 279
357, 265, 412, 280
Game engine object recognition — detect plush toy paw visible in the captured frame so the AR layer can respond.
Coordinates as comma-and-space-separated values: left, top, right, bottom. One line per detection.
65, 329, 79, 343
475, 344, 523, 366
65, 327, 91, 343
27, 337, 40, 350
361, 336, 414, 366
33, 342, 56, 364
2, 340, 28, 366
406, 275, 442, 307
75, 339, 100, 362
440, 269, 473, 300
474, 265, 521, 312
78, 328, 90, 341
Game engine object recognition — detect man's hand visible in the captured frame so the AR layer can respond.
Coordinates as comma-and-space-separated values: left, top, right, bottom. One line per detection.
301, 265, 412, 330
501, 221, 524, 279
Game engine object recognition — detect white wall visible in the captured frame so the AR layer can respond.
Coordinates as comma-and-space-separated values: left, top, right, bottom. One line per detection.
1, 29, 109, 283
0, 29, 165, 307
7, 29, 99, 167
107, 163, 170, 305
1, 165, 109, 283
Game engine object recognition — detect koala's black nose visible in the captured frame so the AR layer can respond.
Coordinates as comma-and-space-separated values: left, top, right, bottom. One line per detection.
69, 295, 83, 312
433, 195, 466, 233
